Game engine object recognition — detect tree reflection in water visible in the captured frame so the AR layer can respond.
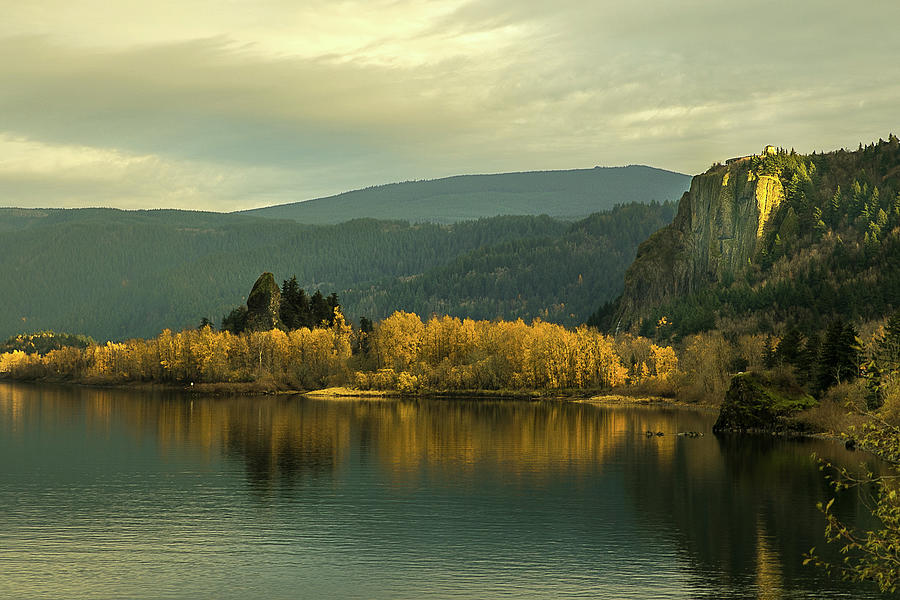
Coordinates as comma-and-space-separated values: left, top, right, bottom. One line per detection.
0, 383, 888, 598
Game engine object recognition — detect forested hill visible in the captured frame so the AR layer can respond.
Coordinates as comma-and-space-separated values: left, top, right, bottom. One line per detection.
0, 202, 673, 341
345, 202, 675, 326
238, 166, 691, 224
597, 136, 900, 339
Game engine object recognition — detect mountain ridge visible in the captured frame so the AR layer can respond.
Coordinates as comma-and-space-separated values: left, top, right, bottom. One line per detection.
238, 165, 691, 224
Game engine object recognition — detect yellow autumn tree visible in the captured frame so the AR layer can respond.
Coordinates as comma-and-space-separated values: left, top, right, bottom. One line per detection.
679, 331, 734, 402
649, 344, 678, 380
374, 311, 424, 373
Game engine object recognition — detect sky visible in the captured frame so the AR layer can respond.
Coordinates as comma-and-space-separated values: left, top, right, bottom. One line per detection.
1, 0, 898, 212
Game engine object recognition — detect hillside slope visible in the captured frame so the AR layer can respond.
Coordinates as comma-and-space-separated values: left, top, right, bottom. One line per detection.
0, 209, 565, 340
596, 137, 900, 337
345, 202, 674, 326
239, 166, 691, 224
0, 202, 672, 341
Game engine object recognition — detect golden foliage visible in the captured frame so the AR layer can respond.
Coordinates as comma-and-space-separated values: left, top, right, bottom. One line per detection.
0, 351, 30, 374
650, 344, 678, 380
374, 311, 424, 372
678, 331, 734, 402
0, 312, 679, 393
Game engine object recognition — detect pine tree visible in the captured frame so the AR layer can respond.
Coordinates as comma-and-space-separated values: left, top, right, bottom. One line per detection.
829, 186, 842, 225
326, 293, 341, 326
879, 310, 900, 368
868, 311, 900, 409
852, 180, 865, 218
864, 230, 880, 255
776, 328, 804, 367
310, 290, 331, 327
280, 275, 309, 330
772, 234, 784, 259
817, 319, 860, 392
798, 332, 820, 387
764, 335, 779, 369
812, 206, 827, 237
357, 316, 374, 355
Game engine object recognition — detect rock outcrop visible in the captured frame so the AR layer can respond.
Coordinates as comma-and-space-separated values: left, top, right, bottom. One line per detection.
712, 371, 816, 433
616, 154, 785, 328
245, 272, 283, 331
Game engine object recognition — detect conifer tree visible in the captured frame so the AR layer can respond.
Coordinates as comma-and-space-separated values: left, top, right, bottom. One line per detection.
776, 328, 804, 367
829, 186, 842, 225
356, 316, 374, 356
763, 335, 779, 369
280, 276, 309, 330
798, 332, 820, 387
879, 310, 900, 368
310, 290, 331, 327
817, 319, 860, 392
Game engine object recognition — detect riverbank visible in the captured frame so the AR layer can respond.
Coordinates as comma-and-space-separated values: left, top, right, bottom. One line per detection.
0, 375, 702, 406
0, 375, 299, 397
578, 393, 718, 411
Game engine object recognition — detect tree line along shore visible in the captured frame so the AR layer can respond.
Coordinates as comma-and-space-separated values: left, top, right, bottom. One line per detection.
0, 310, 675, 396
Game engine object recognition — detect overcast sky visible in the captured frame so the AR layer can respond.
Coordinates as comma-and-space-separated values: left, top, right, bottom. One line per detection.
1, 0, 898, 211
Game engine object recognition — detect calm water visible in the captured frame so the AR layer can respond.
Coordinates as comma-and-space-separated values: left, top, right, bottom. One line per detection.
0, 382, 889, 599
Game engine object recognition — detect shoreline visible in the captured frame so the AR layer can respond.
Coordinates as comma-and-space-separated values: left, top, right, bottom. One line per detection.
576, 393, 718, 411
0, 376, 710, 407
0, 378, 859, 449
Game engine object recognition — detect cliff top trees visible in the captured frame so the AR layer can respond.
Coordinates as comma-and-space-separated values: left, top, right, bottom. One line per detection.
221, 273, 342, 334
609, 137, 900, 340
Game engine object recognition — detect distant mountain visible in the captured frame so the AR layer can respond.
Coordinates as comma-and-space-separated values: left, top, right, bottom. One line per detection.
238, 166, 691, 224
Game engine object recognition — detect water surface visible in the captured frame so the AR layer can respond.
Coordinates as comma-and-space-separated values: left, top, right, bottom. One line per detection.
0, 383, 887, 598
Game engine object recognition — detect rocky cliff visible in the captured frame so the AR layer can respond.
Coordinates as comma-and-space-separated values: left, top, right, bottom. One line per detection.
616, 155, 785, 328
246, 272, 283, 331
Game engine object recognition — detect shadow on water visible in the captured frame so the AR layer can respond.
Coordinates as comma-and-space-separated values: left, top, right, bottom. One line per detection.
625, 426, 883, 598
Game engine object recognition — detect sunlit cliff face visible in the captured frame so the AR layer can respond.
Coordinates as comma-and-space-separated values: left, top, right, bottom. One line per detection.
1, 1, 898, 210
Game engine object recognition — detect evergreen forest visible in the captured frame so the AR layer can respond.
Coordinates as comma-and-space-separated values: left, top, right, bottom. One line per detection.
0, 202, 674, 341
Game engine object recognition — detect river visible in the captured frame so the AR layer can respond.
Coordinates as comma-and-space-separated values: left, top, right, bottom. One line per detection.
0, 382, 888, 598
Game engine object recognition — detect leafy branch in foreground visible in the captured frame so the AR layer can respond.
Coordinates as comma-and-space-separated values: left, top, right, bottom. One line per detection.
804, 420, 900, 593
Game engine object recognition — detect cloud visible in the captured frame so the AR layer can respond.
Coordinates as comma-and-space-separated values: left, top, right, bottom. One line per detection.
0, 1, 898, 210
0, 134, 292, 210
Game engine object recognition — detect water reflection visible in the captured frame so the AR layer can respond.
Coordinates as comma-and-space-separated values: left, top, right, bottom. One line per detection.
756, 516, 784, 600
0, 384, 711, 483
0, 382, 888, 599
